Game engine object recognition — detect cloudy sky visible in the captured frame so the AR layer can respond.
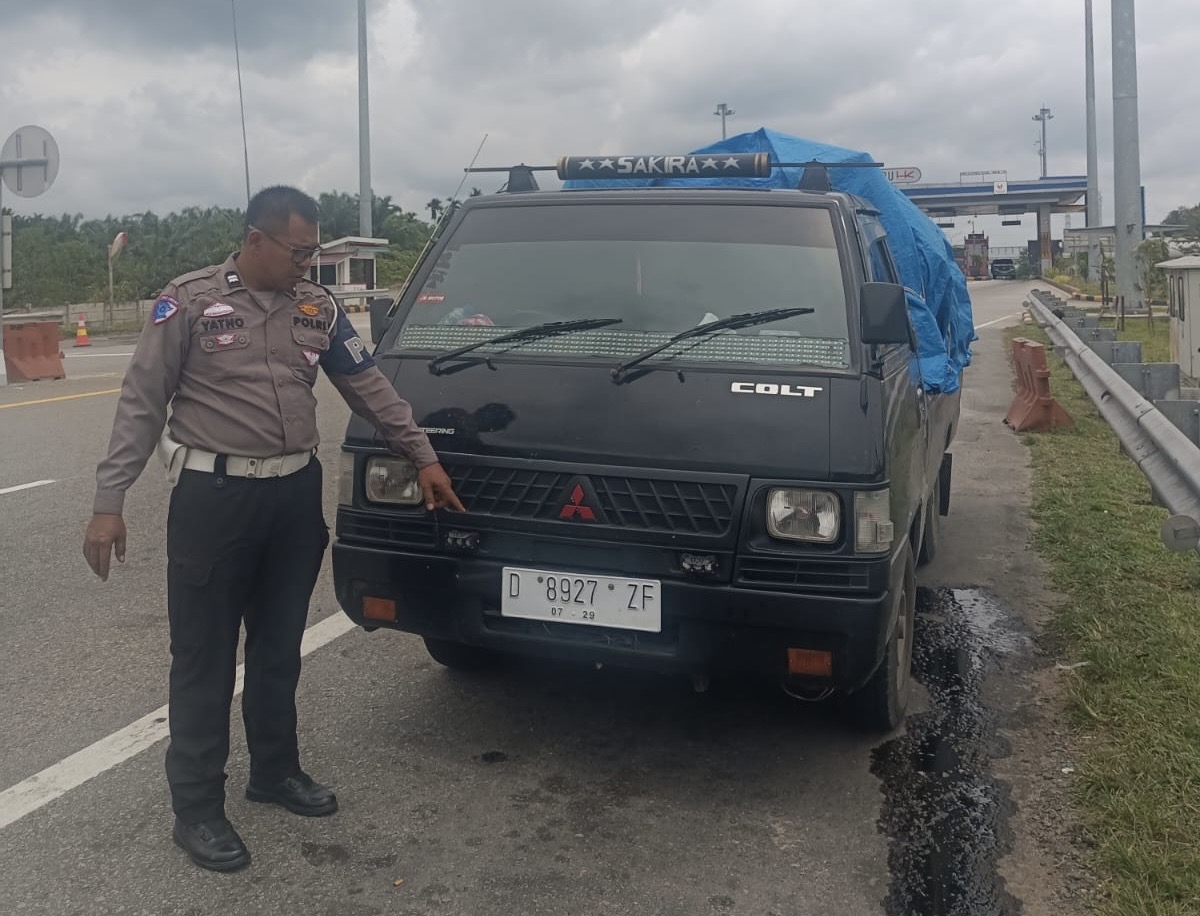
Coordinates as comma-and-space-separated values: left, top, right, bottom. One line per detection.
1, 0, 1196, 249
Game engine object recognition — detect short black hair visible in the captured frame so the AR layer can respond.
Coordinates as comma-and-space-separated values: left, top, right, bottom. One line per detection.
244, 185, 320, 237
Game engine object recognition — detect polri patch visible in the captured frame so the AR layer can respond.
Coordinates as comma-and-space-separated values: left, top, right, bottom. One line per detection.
153, 295, 179, 324
203, 303, 235, 318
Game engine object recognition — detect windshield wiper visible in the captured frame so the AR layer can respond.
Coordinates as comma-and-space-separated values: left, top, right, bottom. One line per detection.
609, 307, 815, 384
427, 317, 623, 375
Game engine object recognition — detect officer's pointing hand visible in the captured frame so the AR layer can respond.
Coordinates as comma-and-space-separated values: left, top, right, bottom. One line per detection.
83, 513, 128, 581
418, 463, 465, 512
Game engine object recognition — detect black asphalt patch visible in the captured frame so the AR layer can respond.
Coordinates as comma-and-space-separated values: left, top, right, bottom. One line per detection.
873, 588, 1025, 916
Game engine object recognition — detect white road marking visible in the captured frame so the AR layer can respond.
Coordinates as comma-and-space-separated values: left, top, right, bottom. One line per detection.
0, 480, 56, 496
0, 612, 357, 831
975, 312, 1021, 330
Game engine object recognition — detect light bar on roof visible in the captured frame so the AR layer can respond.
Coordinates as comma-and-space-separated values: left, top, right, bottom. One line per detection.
556, 153, 773, 181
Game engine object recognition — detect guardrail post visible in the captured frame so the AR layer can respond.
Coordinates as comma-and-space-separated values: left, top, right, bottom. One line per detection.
1112, 363, 1182, 402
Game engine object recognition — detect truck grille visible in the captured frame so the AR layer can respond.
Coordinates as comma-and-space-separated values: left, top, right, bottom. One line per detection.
735, 557, 872, 593
445, 464, 737, 535
337, 512, 435, 549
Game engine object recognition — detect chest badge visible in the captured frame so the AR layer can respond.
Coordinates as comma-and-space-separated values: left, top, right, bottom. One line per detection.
203, 303, 235, 318
297, 303, 321, 317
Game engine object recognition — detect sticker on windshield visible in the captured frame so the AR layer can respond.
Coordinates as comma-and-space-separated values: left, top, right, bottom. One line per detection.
416, 292, 446, 304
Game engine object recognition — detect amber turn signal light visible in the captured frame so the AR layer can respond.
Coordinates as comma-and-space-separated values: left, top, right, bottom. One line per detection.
362, 596, 397, 622
787, 648, 833, 678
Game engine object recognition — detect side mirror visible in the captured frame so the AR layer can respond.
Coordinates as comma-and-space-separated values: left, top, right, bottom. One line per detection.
859, 282, 912, 346
369, 297, 394, 345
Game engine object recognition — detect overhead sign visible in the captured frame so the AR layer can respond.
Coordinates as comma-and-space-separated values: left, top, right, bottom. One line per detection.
0, 125, 60, 198
883, 166, 922, 184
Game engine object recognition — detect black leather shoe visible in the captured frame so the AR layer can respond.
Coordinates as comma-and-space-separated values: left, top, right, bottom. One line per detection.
172, 817, 250, 872
246, 771, 338, 817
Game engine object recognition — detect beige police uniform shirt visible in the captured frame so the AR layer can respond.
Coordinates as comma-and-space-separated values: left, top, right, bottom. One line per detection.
93, 254, 437, 515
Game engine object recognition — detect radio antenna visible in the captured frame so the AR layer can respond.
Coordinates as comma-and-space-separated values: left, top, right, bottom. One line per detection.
390, 133, 489, 311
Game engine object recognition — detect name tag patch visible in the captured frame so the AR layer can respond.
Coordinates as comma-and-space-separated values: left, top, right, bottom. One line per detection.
293, 315, 331, 332
152, 295, 179, 324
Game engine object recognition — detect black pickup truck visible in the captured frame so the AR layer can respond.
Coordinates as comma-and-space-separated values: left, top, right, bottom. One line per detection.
332, 152, 961, 731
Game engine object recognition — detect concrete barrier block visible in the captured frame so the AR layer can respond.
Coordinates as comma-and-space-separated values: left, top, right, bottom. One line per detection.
1113, 363, 1182, 401
1155, 399, 1200, 447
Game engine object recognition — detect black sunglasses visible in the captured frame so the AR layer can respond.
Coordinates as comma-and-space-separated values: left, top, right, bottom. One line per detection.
252, 225, 321, 264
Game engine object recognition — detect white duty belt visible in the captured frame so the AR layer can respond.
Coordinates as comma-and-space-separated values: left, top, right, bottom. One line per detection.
157, 432, 312, 486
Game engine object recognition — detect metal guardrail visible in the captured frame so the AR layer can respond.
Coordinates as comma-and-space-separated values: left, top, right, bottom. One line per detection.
1027, 290, 1200, 553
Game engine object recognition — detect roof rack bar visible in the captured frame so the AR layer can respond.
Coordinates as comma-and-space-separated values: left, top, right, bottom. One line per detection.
466, 156, 888, 194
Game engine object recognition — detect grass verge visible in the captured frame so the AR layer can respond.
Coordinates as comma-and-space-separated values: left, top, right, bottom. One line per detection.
1011, 319, 1200, 915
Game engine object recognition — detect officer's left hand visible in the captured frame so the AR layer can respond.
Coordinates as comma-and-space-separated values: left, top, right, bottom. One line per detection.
419, 463, 466, 512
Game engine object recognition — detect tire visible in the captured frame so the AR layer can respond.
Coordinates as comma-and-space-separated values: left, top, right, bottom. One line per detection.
848, 548, 916, 732
422, 637, 499, 671
917, 484, 940, 567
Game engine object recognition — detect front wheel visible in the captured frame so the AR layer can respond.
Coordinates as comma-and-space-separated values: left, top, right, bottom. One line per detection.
847, 548, 916, 732
422, 637, 500, 671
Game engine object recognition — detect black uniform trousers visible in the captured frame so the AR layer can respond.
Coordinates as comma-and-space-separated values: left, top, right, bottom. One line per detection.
165, 457, 327, 824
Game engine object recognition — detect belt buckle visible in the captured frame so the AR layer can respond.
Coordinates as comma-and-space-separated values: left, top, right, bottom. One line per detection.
261, 455, 285, 477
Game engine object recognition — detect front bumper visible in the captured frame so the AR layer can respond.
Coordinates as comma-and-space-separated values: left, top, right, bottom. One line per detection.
332, 540, 903, 690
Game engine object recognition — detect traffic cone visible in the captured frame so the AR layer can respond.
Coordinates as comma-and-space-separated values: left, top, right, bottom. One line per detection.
74, 313, 91, 348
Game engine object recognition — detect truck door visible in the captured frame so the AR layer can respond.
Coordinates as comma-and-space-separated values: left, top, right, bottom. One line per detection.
861, 218, 926, 541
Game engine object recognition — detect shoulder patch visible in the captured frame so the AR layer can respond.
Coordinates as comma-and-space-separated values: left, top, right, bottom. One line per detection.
152, 295, 180, 324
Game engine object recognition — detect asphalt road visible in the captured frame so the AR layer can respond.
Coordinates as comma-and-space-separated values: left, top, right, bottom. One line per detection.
0, 287, 1037, 916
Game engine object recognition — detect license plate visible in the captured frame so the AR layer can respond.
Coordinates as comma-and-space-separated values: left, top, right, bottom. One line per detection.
500, 567, 662, 633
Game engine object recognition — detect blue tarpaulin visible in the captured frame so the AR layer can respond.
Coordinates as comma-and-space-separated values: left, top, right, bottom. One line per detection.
564, 128, 976, 393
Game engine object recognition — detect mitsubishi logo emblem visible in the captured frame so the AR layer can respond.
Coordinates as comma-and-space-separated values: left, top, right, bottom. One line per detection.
558, 478, 606, 522
560, 484, 596, 521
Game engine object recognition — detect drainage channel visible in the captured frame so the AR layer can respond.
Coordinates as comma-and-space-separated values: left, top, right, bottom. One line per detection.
872, 587, 1025, 916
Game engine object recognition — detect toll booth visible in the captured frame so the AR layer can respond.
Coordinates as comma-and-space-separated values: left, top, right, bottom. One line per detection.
1160, 255, 1200, 379
308, 236, 390, 308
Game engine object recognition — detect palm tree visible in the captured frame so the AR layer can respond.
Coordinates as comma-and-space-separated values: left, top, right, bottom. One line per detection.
426, 198, 443, 221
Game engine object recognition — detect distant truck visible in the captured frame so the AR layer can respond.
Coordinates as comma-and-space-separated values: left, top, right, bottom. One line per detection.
963, 232, 989, 280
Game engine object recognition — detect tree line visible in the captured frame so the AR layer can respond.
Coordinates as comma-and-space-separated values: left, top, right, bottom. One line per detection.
1, 191, 442, 312
5, 194, 1200, 313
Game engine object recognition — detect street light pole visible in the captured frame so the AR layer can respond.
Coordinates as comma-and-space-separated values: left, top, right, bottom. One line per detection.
713, 102, 735, 140
1032, 106, 1054, 177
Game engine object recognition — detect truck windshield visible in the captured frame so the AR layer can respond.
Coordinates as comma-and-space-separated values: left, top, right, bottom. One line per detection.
391, 202, 851, 370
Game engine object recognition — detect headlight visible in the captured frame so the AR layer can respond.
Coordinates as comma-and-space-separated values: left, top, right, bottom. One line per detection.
854, 488, 894, 553
365, 456, 422, 505
766, 489, 839, 543
338, 451, 355, 506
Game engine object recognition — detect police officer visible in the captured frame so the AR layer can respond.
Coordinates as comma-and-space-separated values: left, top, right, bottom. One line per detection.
82, 186, 463, 872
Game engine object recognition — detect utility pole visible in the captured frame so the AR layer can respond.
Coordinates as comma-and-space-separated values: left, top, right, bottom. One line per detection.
1084, 0, 1103, 282
1112, 0, 1144, 312
231, 0, 251, 206
713, 102, 735, 140
1032, 106, 1054, 178
358, 0, 373, 238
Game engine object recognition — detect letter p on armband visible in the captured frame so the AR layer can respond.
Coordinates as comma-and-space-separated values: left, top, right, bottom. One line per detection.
343, 336, 366, 364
